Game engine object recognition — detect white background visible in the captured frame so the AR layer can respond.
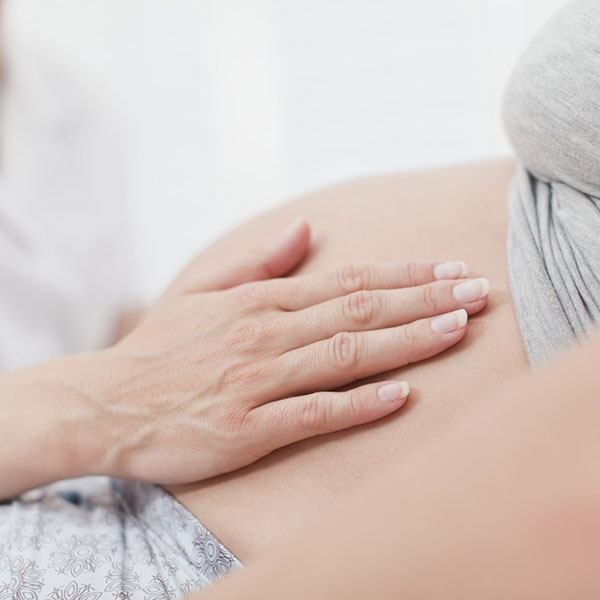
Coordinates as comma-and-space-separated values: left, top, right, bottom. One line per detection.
3, 0, 568, 299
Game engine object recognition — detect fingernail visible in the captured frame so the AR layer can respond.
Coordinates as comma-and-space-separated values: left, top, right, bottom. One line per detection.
431, 309, 468, 333
377, 381, 410, 403
434, 261, 469, 280
452, 278, 489, 303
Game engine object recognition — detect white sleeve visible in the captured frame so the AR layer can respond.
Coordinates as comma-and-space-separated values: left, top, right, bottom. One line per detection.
0, 39, 141, 370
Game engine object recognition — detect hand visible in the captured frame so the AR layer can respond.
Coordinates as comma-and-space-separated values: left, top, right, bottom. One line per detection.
0, 219, 310, 498
110, 217, 312, 342
93, 220, 488, 485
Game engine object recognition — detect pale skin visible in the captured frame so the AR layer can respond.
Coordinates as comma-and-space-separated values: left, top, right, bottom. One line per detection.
6, 156, 593, 596
175, 156, 600, 597
3, 3, 592, 592
0, 217, 486, 499
167, 158, 529, 561
197, 322, 600, 599
0, 10, 497, 518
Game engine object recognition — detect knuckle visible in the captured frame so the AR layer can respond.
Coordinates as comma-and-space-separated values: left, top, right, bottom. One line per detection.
217, 408, 269, 463
300, 393, 330, 431
422, 283, 441, 314
224, 319, 276, 350
347, 389, 365, 422
252, 320, 277, 345
219, 361, 260, 392
336, 264, 370, 294
232, 283, 266, 310
402, 261, 421, 287
225, 321, 254, 347
219, 363, 243, 390
400, 322, 420, 347
219, 405, 252, 435
328, 331, 360, 370
343, 290, 377, 326
237, 365, 261, 387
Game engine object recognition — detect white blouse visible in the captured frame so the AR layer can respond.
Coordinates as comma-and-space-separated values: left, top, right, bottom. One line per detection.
0, 41, 139, 370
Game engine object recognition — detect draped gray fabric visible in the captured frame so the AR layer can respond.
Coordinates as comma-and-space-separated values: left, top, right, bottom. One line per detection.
504, 0, 600, 366
507, 168, 600, 366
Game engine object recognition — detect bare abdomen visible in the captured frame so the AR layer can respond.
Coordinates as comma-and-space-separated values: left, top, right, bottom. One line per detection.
168, 159, 529, 562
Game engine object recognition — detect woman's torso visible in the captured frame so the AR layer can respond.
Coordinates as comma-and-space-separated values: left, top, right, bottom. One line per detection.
168, 158, 529, 561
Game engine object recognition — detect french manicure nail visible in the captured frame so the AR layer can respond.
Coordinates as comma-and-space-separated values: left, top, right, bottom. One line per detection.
452, 278, 489, 304
431, 309, 468, 333
434, 261, 469, 280
377, 381, 410, 403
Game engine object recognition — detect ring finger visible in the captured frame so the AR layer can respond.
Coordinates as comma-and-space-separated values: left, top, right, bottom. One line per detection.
283, 278, 489, 347
273, 309, 471, 399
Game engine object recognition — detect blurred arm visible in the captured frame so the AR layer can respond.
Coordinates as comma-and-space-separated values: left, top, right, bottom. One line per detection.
0, 352, 112, 500
199, 332, 600, 599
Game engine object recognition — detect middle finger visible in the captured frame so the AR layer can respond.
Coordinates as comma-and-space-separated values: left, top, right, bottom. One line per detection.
282, 278, 489, 348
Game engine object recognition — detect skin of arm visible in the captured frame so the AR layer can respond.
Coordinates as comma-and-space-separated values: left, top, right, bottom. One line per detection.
0, 220, 485, 500
0, 351, 117, 498
0, 221, 312, 498
198, 332, 600, 599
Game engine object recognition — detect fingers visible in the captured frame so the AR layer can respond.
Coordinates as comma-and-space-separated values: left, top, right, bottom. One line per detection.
249, 380, 410, 451
273, 309, 470, 397
285, 278, 489, 346
270, 261, 469, 311
179, 218, 311, 294
259, 218, 312, 280
210, 218, 311, 290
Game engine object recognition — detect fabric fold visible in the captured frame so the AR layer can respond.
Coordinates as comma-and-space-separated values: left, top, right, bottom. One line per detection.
507, 166, 600, 366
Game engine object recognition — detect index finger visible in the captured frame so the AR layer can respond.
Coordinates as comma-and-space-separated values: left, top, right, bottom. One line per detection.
270, 260, 468, 311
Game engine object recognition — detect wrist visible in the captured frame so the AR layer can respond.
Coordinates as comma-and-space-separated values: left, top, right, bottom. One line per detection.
2, 351, 118, 488
48, 345, 169, 484
49, 350, 129, 480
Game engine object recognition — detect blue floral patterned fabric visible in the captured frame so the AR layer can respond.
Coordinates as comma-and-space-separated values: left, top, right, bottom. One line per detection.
0, 478, 241, 599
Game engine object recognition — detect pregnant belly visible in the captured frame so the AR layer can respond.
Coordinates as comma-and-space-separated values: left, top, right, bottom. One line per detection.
167, 158, 529, 562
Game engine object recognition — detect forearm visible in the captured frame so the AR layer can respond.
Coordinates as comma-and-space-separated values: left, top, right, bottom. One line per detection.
199, 332, 600, 599
0, 353, 112, 499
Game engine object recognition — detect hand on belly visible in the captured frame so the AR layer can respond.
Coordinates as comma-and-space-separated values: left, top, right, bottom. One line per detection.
168, 159, 529, 562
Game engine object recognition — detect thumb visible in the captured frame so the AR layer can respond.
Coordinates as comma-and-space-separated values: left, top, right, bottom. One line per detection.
209, 218, 311, 290
261, 217, 312, 279
165, 218, 311, 297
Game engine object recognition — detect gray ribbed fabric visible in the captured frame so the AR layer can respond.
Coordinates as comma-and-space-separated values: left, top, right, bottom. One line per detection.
504, 0, 600, 366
